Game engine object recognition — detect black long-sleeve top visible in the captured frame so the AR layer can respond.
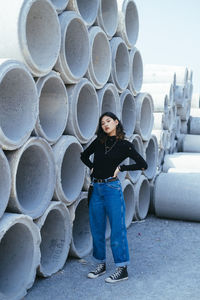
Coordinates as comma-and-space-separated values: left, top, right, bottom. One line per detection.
80, 136, 148, 179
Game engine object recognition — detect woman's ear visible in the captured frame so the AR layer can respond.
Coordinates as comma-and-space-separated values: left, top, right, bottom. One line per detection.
115, 119, 119, 126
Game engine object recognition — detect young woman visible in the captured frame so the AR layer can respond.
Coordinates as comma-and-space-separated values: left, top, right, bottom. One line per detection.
80, 112, 148, 283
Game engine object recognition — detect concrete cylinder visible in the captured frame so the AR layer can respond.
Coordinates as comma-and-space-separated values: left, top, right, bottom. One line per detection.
0, 213, 41, 300
152, 129, 167, 150
96, 0, 118, 39
97, 83, 121, 119
6, 137, 56, 219
189, 116, 200, 135
109, 37, 130, 93
122, 179, 135, 228
135, 93, 154, 141
86, 26, 111, 89
0, 0, 61, 77
177, 99, 191, 121
69, 192, 92, 258
65, 78, 99, 144
0, 149, 11, 219
50, 0, 69, 14
154, 172, 200, 221
144, 135, 158, 180
55, 11, 90, 84
182, 134, 200, 153
134, 175, 150, 220
163, 152, 200, 172
34, 71, 68, 145
129, 47, 143, 96
127, 134, 145, 184
67, 0, 100, 26
174, 67, 188, 86
36, 201, 72, 277
52, 135, 85, 205
0, 59, 39, 150
120, 89, 136, 138
116, 0, 139, 49
153, 113, 164, 131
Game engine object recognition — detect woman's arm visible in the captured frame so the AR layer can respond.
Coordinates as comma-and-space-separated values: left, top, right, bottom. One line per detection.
80, 139, 97, 169
120, 142, 148, 171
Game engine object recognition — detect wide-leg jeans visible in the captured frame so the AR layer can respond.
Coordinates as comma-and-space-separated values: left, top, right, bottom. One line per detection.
89, 178, 130, 267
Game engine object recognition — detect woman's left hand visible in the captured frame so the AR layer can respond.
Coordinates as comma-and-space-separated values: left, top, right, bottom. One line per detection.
113, 166, 120, 178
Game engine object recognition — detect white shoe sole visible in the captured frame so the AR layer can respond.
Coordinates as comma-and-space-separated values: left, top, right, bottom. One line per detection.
87, 271, 106, 279
105, 276, 128, 283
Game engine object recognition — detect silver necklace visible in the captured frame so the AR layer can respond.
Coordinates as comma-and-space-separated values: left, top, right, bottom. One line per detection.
105, 138, 117, 155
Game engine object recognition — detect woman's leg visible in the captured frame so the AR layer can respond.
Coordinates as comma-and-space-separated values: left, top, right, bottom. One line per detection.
89, 183, 107, 262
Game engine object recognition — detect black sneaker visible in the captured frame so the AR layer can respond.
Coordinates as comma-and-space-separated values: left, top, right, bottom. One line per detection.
87, 263, 106, 279
105, 266, 128, 283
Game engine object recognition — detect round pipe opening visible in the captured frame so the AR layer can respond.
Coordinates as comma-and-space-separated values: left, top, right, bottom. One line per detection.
121, 93, 135, 137
131, 51, 143, 93
76, 0, 99, 25
125, 1, 139, 46
100, 0, 118, 38
138, 179, 150, 219
101, 89, 117, 115
140, 96, 152, 138
123, 183, 135, 227
115, 43, 130, 90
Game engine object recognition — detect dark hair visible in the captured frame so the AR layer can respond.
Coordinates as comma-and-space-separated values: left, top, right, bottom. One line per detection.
96, 112, 125, 143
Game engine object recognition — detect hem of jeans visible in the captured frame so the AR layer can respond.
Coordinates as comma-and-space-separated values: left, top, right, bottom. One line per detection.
115, 261, 130, 267
93, 256, 106, 264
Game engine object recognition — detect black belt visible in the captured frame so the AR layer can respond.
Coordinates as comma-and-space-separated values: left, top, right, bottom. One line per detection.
93, 177, 118, 183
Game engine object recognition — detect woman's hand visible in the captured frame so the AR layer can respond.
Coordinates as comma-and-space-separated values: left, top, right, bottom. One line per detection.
113, 166, 120, 178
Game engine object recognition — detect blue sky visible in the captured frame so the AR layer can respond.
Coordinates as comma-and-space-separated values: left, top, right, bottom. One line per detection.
134, 0, 200, 94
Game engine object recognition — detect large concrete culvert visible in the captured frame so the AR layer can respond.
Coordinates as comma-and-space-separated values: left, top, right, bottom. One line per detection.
6, 137, 56, 219
34, 71, 69, 145
0, 213, 41, 300
0, 59, 38, 150
53, 135, 85, 205
0, 0, 61, 77
69, 192, 92, 258
122, 179, 135, 228
36, 201, 72, 277
134, 175, 150, 221
0, 149, 11, 219
120, 89, 136, 138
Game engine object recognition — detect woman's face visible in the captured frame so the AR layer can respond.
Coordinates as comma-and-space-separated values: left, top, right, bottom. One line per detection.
101, 115, 119, 136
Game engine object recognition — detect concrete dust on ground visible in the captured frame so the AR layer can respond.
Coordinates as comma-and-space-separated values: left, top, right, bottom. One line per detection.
25, 215, 200, 300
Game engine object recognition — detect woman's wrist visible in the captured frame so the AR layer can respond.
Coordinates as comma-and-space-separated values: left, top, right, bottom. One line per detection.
118, 166, 121, 171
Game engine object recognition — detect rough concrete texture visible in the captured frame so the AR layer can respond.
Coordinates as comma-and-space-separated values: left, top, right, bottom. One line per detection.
120, 89, 136, 138
0, 149, 11, 219
25, 215, 200, 300
122, 179, 135, 228
143, 135, 158, 180
129, 47, 143, 96
50, 0, 69, 14
134, 175, 150, 221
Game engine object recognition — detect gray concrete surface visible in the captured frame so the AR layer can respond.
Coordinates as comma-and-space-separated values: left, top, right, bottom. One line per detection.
25, 215, 200, 300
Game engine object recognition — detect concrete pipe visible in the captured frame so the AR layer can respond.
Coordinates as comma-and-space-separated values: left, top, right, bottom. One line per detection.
127, 134, 145, 184
120, 89, 136, 138
153, 113, 164, 130
109, 37, 130, 93
0, 59, 38, 150
122, 179, 135, 228
129, 47, 143, 96
157, 148, 165, 168
50, 0, 69, 14
55, 11, 90, 84
65, 78, 99, 144
82, 136, 96, 191
134, 175, 150, 221
67, 0, 100, 27
168, 168, 200, 174
154, 172, 200, 222
189, 116, 200, 135
152, 129, 167, 150
182, 134, 200, 153
6, 137, 56, 219
36, 201, 72, 277
116, 0, 139, 49
174, 85, 185, 107
96, 0, 118, 39
191, 93, 200, 109
180, 120, 188, 134
175, 116, 181, 139
0, 213, 41, 300
86, 26, 111, 89
142, 83, 173, 111
69, 192, 92, 258
0, 0, 61, 77
174, 67, 188, 86
52, 135, 85, 205
97, 83, 121, 119
190, 108, 200, 117
34, 71, 68, 145
177, 99, 191, 121
135, 93, 154, 141
163, 153, 200, 172
0, 149, 11, 219
143, 135, 158, 180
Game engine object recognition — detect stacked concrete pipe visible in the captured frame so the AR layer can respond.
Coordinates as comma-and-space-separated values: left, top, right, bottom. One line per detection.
120, 89, 136, 138
0, 149, 11, 219
122, 179, 135, 228
6, 137, 56, 219
52, 135, 85, 205
0, 213, 41, 300
143, 135, 158, 180
133, 175, 150, 221
129, 47, 143, 96
65, 78, 99, 144
67, 0, 100, 26
50, 0, 69, 14
96, 0, 118, 39
0, 59, 39, 150
34, 71, 69, 144
36, 201, 72, 277
55, 11, 90, 84
0, 0, 61, 77
69, 192, 92, 258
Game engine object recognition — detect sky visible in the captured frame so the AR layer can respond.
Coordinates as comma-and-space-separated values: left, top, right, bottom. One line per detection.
134, 0, 200, 95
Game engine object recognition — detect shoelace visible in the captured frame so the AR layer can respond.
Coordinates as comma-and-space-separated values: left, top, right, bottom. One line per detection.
110, 267, 124, 279
93, 263, 105, 274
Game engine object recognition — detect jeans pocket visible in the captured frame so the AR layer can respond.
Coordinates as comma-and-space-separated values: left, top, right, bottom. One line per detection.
106, 181, 121, 190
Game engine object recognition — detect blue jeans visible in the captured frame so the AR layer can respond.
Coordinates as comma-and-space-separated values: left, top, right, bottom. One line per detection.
89, 178, 130, 267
